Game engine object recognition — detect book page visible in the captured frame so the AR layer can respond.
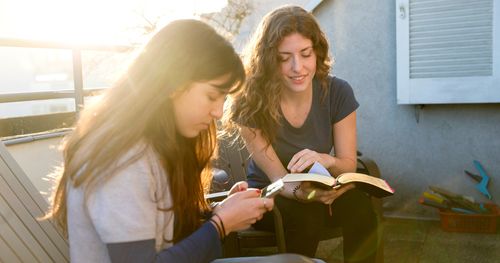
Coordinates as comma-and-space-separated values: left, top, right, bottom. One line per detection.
338, 172, 393, 192
282, 173, 336, 187
308, 162, 331, 176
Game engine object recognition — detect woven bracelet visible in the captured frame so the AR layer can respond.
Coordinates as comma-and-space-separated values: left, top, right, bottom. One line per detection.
209, 218, 224, 242
213, 213, 226, 242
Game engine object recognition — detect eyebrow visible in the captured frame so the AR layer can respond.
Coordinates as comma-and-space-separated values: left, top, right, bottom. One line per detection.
208, 84, 230, 95
278, 46, 313, 55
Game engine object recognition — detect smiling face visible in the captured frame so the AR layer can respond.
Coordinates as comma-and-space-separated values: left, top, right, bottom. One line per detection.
278, 33, 317, 93
172, 75, 230, 138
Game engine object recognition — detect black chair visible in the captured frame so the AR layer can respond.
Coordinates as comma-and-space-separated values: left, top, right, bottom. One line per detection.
208, 138, 384, 262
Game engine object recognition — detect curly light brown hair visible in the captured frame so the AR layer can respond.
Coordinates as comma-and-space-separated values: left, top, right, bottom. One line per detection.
225, 5, 332, 145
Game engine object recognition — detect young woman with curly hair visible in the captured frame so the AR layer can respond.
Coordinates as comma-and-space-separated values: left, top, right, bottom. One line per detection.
225, 6, 378, 263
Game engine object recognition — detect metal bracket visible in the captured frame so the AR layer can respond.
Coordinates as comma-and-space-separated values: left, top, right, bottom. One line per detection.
399, 4, 406, 19
414, 104, 425, 123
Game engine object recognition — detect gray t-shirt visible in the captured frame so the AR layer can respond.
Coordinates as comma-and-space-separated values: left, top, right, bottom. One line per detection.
247, 76, 359, 188
67, 149, 174, 263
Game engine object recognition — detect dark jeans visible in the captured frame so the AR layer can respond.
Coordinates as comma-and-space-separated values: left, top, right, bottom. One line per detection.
212, 254, 325, 263
253, 188, 378, 263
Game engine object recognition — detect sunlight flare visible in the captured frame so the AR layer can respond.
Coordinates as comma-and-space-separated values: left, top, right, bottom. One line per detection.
0, 0, 228, 44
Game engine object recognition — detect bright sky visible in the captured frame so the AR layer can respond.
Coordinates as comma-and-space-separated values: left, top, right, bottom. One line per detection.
0, 0, 227, 44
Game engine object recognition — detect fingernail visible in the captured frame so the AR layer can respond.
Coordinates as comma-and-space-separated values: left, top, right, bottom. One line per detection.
256, 189, 261, 194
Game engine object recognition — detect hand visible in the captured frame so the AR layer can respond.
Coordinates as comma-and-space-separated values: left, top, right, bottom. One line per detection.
227, 181, 248, 196
298, 182, 355, 205
287, 149, 333, 173
213, 189, 274, 235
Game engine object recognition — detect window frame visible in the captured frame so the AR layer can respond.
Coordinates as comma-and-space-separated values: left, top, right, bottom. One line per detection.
396, 0, 500, 104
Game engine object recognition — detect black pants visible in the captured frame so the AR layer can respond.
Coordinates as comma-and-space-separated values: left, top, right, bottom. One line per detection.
254, 189, 378, 263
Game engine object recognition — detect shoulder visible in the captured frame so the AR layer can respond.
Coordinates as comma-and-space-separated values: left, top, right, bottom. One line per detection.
85, 146, 162, 209
327, 75, 353, 93
324, 75, 359, 123
326, 75, 356, 99
105, 145, 162, 191
70, 145, 170, 244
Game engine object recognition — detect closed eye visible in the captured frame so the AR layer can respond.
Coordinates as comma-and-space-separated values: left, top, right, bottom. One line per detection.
301, 48, 314, 57
207, 90, 228, 102
301, 52, 312, 57
279, 55, 291, 62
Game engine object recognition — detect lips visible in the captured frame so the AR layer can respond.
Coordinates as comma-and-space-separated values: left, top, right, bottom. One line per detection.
291, 76, 305, 80
289, 74, 307, 84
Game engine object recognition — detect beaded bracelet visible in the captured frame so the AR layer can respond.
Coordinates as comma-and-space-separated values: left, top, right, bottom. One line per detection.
292, 184, 302, 202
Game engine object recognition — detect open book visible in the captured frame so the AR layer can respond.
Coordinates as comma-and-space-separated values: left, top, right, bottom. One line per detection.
282, 162, 395, 198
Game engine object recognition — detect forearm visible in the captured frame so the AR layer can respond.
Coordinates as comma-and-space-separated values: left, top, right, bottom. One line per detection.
324, 154, 357, 177
107, 222, 222, 263
252, 147, 299, 199
240, 126, 287, 182
330, 111, 358, 177
244, 137, 298, 199
155, 222, 221, 262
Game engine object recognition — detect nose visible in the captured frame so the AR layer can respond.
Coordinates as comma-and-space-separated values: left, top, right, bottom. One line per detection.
292, 55, 303, 72
210, 99, 224, 120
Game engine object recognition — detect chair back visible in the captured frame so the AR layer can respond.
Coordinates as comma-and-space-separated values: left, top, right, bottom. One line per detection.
0, 142, 69, 262
211, 138, 384, 262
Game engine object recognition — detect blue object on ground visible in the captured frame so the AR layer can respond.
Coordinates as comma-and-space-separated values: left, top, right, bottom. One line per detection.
464, 160, 492, 200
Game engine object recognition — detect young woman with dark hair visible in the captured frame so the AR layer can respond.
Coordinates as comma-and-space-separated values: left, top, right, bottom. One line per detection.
47, 19, 274, 263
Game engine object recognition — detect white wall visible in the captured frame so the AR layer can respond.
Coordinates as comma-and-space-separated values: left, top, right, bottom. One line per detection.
235, 0, 500, 219
314, 0, 500, 219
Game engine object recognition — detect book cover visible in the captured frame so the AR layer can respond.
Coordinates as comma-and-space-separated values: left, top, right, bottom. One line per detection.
282, 162, 395, 198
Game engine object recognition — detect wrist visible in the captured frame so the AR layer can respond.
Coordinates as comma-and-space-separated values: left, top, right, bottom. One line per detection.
281, 183, 297, 198
210, 201, 220, 210
322, 153, 336, 170
292, 184, 307, 203
210, 213, 227, 242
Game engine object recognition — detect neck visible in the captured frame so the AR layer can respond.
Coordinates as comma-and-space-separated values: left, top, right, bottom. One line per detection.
281, 86, 313, 106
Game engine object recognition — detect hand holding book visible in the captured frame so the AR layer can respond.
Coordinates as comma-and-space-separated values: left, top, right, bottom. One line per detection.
282, 162, 395, 198
295, 181, 356, 216
296, 181, 356, 204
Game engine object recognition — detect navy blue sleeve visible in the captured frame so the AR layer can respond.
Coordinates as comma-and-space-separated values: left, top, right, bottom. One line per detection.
329, 77, 359, 124
106, 221, 222, 263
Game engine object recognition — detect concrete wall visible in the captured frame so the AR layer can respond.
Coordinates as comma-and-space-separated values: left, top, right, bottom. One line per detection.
7, 0, 498, 220
236, 0, 500, 219
313, 0, 500, 218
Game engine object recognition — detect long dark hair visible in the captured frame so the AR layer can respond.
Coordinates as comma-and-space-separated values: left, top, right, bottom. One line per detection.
47, 19, 245, 243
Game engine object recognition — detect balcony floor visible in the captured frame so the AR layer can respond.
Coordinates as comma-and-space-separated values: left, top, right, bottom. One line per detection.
241, 217, 500, 263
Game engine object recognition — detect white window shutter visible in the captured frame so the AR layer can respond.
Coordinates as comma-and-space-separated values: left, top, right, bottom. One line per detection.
396, 0, 500, 104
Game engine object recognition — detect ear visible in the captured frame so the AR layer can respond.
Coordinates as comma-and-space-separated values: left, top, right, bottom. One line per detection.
169, 83, 192, 99
169, 89, 181, 100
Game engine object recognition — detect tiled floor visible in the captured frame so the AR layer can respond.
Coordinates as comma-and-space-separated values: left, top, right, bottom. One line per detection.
243, 217, 500, 263
319, 217, 500, 263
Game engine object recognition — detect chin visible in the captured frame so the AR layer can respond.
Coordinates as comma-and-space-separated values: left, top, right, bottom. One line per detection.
287, 84, 310, 93
179, 129, 201, 138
